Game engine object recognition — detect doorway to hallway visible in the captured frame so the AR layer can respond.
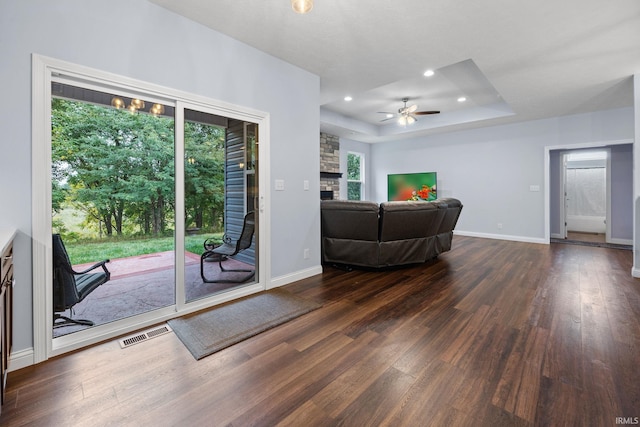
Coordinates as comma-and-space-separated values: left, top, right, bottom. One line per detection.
562, 150, 608, 244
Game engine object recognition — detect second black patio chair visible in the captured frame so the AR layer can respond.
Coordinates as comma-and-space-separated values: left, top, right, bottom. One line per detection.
200, 211, 255, 283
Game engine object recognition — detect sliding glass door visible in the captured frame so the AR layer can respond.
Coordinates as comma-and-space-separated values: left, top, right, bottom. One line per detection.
51, 83, 176, 337
35, 56, 267, 360
179, 105, 259, 303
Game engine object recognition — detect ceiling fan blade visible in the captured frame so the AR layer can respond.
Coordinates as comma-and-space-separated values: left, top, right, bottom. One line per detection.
414, 111, 440, 115
379, 117, 396, 122
407, 104, 418, 113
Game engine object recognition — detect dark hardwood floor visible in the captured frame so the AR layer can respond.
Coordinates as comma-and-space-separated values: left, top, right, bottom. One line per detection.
2, 236, 639, 426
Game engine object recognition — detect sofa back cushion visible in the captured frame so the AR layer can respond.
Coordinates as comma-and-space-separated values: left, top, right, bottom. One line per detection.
378, 201, 439, 241
320, 200, 380, 241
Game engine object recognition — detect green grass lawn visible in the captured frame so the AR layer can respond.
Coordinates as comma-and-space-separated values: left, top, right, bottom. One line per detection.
64, 233, 223, 264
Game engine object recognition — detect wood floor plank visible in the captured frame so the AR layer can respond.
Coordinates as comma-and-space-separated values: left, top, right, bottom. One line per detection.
492, 324, 549, 422
1, 236, 638, 426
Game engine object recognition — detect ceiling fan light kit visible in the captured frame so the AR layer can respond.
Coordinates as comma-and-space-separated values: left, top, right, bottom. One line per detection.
380, 97, 440, 126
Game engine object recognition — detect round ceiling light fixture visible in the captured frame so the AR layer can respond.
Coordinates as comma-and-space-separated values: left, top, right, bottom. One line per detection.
291, 0, 313, 14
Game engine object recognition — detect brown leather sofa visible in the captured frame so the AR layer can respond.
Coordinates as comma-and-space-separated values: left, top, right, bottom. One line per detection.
321, 198, 462, 268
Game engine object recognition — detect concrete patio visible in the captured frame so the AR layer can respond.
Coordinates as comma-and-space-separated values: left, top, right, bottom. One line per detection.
53, 251, 255, 337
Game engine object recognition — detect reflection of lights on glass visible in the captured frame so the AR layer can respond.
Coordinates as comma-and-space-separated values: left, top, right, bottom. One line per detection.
150, 103, 165, 116
111, 97, 125, 109
131, 98, 145, 109
187, 157, 196, 164
239, 162, 245, 169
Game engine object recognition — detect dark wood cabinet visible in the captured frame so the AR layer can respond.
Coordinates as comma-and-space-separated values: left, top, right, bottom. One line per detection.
0, 230, 15, 412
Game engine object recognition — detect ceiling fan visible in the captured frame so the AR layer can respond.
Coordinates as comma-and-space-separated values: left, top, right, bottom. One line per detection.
379, 98, 440, 125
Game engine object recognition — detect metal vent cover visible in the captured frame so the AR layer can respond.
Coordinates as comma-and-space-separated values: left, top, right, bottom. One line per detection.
119, 324, 173, 349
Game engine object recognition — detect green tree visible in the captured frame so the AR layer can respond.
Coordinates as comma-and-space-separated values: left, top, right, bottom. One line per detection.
185, 122, 225, 231
51, 98, 227, 238
347, 153, 362, 200
52, 99, 175, 237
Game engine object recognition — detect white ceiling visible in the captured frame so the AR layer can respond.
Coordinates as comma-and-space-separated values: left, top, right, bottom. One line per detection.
148, 0, 640, 143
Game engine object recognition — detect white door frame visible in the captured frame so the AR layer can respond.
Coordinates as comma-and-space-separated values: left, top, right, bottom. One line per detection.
559, 148, 610, 242
559, 152, 568, 240
545, 139, 633, 244
32, 54, 271, 362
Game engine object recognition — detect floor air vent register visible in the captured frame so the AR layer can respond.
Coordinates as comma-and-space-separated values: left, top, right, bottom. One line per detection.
119, 324, 173, 349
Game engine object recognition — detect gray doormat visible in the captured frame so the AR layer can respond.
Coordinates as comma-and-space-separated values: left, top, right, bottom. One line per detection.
168, 288, 321, 360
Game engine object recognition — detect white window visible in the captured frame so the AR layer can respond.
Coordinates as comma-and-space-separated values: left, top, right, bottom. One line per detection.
347, 152, 365, 200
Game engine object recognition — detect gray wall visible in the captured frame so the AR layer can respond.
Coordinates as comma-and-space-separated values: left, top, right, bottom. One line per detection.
0, 0, 321, 354
370, 108, 634, 242
609, 144, 633, 241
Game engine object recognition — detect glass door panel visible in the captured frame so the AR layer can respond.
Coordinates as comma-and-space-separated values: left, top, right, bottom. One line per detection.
51, 82, 175, 337
183, 108, 259, 302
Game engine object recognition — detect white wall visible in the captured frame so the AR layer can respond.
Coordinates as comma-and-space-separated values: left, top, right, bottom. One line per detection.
0, 0, 321, 354
371, 107, 634, 242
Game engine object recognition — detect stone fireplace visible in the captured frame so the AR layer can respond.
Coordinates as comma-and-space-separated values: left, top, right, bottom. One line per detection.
320, 132, 341, 199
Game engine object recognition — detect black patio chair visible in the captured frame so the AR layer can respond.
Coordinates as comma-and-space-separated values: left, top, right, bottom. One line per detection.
200, 211, 255, 283
53, 234, 111, 328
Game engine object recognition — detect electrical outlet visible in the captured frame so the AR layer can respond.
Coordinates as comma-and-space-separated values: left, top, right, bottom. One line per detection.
303, 248, 310, 259
497, 223, 503, 230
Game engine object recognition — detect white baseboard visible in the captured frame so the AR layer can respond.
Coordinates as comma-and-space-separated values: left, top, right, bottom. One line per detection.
268, 265, 323, 289
9, 347, 35, 372
632, 266, 640, 278
454, 230, 547, 245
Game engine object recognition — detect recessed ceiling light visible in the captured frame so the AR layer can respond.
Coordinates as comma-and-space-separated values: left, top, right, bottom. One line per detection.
344, 96, 353, 101
423, 69, 435, 77
457, 96, 467, 103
